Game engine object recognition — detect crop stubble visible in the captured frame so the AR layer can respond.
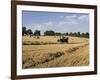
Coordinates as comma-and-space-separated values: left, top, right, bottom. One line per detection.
22, 36, 89, 68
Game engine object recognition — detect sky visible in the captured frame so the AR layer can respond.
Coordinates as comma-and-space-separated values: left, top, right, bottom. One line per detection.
22, 11, 89, 35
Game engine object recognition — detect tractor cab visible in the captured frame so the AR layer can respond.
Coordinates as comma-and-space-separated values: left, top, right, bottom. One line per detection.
57, 36, 68, 43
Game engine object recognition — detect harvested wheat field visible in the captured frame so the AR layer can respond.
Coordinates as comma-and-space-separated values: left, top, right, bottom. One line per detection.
22, 36, 89, 69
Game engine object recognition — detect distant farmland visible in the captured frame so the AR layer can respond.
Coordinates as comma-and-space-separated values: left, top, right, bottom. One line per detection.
22, 36, 89, 69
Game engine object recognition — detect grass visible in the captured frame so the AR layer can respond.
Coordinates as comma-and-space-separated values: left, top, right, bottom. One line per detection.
22, 36, 89, 68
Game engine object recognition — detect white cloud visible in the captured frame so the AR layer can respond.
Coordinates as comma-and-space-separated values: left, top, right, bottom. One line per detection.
29, 18, 80, 34
78, 15, 88, 20
30, 24, 43, 33
61, 15, 79, 25
65, 15, 77, 19
25, 14, 89, 35
43, 22, 53, 26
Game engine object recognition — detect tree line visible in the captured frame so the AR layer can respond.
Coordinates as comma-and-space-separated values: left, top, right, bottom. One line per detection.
22, 26, 89, 38
22, 26, 40, 36
44, 31, 89, 38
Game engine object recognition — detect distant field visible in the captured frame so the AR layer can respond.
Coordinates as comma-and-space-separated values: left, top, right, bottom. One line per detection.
22, 36, 89, 69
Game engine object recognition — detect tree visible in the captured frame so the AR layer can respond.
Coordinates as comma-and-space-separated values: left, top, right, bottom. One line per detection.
81, 33, 85, 37
66, 32, 69, 36
26, 29, 33, 35
22, 26, 27, 36
69, 32, 73, 36
77, 32, 80, 37
80, 32, 89, 38
44, 30, 55, 36
55, 32, 61, 36
73, 32, 77, 36
34, 30, 41, 36
85, 32, 89, 38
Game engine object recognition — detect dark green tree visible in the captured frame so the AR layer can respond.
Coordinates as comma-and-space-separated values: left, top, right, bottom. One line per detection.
81, 32, 89, 38
77, 32, 80, 37
69, 32, 73, 36
55, 32, 61, 36
73, 32, 77, 36
44, 30, 55, 36
34, 30, 41, 36
66, 32, 69, 36
22, 26, 27, 36
27, 29, 33, 35
85, 32, 89, 38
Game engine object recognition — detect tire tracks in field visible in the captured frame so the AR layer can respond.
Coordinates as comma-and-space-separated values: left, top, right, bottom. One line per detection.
23, 42, 89, 68
66, 43, 88, 53
23, 52, 64, 68
35, 42, 89, 67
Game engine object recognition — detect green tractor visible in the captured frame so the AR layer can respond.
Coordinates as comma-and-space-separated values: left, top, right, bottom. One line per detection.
57, 36, 69, 43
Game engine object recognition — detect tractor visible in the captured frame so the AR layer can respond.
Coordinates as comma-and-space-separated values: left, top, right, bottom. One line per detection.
57, 36, 69, 43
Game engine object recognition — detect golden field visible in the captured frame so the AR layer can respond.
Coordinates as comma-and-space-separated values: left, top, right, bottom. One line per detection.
22, 36, 89, 69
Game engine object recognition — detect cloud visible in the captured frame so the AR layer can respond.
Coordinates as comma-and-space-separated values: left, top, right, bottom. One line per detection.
25, 14, 89, 35
65, 15, 77, 19
43, 22, 53, 26
78, 15, 88, 20
61, 15, 79, 25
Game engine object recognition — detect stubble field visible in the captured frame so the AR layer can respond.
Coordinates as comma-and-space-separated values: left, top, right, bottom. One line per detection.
22, 36, 89, 69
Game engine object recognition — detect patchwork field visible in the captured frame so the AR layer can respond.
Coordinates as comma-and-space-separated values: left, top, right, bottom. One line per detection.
22, 36, 89, 69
